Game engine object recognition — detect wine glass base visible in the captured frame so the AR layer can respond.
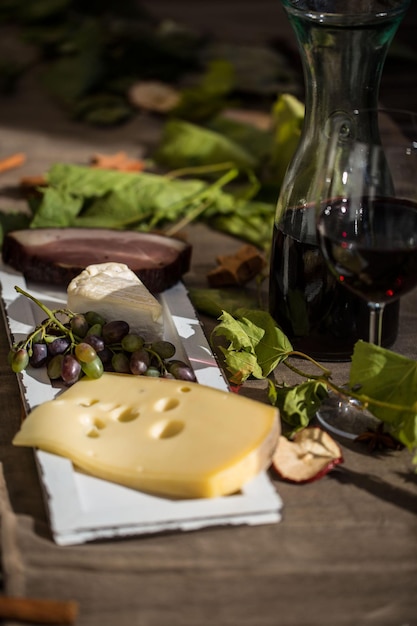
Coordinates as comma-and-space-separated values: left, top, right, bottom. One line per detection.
316, 394, 381, 441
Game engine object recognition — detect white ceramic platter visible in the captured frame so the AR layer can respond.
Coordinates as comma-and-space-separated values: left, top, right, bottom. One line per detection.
0, 261, 282, 545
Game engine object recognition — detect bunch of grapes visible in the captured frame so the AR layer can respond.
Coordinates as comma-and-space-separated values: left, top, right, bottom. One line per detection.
9, 288, 197, 386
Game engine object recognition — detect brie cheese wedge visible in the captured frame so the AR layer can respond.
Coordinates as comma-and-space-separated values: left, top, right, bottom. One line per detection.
67, 262, 163, 341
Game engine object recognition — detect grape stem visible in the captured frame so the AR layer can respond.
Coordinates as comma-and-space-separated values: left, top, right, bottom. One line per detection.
145, 347, 167, 373
14, 286, 76, 344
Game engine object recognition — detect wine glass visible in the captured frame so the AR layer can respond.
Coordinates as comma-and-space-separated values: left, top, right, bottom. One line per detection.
314, 108, 417, 439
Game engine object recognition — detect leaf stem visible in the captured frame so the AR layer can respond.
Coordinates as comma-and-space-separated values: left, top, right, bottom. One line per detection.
284, 351, 332, 379
164, 198, 214, 236
162, 167, 240, 235
165, 162, 236, 179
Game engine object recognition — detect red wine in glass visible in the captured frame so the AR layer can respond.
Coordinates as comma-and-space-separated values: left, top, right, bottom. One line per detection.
318, 196, 417, 306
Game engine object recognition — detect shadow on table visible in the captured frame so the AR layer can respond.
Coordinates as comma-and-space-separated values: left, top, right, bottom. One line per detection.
332, 465, 417, 515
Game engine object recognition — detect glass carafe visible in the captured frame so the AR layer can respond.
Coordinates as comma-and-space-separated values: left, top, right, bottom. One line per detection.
269, 0, 411, 360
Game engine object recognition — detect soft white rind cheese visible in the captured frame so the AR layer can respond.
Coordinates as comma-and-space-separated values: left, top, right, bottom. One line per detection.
67, 262, 163, 341
13, 373, 280, 499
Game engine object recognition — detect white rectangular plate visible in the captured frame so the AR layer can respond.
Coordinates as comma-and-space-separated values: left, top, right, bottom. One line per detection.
0, 262, 282, 545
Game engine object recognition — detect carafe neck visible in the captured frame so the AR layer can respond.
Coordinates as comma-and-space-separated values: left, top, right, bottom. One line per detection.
286, 4, 410, 143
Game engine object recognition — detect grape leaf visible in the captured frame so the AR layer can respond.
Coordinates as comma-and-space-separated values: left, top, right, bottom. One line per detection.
208, 115, 272, 163
78, 175, 205, 227
222, 348, 263, 384
235, 308, 293, 375
153, 119, 258, 170
211, 309, 292, 383
46, 163, 138, 195
273, 380, 328, 433
209, 200, 274, 250
350, 340, 417, 449
31, 186, 83, 228
28, 162, 276, 249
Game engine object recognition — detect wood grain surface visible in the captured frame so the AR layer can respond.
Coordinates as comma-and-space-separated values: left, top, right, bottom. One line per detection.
0, 2, 416, 625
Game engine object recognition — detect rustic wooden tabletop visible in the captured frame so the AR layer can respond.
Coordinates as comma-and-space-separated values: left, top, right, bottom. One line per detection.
0, 2, 416, 625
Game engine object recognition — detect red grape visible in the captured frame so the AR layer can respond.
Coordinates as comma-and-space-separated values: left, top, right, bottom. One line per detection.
61, 354, 82, 385
48, 336, 70, 356
130, 349, 150, 375
29, 343, 48, 368
102, 320, 129, 344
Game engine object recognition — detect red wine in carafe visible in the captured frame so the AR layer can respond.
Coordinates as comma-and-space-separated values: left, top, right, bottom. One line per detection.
268, 208, 399, 361
267, 1, 408, 361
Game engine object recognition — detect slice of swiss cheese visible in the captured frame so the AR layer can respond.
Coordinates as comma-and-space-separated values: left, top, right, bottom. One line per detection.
13, 373, 280, 499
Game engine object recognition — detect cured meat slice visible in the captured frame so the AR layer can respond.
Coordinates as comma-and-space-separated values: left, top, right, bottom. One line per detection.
2, 228, 192, 293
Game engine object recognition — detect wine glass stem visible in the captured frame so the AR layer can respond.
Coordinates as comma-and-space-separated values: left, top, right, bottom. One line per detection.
368, 302, 385, 346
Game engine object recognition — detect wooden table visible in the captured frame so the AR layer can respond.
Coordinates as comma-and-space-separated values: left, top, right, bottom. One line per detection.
0, 3, 416, 625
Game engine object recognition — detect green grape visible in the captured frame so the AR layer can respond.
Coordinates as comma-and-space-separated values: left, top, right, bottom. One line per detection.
121, 333, 144, 352
85, 311, 106, 326
150, 340, 176, 360
112, 352, 131, 373
145, 366, 161, 377
86, 323, 103, 337
81, 357, 104, 379
47, 354, 64, 380
10, 348, 29, 373
75, 342, 98, 363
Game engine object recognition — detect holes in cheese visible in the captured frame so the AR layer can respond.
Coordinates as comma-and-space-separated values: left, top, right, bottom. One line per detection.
80, 415, 107, 438
92, 418, 106, 430
86, 427, 100, 439
150, 419, 185, 439
153, 397, 180, 412
78, 399, 99, 408
13, 373, 280, 499
117, 408, 140, 423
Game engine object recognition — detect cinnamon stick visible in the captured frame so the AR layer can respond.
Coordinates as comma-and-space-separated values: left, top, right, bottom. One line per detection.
0, 152, 26, 173
207, 244, 266, 287
0, 596, 79, 624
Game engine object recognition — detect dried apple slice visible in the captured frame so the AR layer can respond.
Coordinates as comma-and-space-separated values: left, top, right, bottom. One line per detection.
272, 427, 343, 483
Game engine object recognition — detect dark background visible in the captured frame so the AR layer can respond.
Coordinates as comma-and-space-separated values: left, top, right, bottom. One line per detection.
0, 0, 416, 137
139, 0, 417, 112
